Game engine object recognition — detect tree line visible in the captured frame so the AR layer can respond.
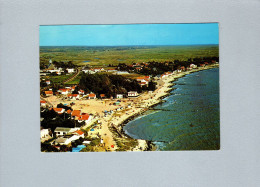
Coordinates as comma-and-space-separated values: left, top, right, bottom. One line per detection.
79, 73, 156, 98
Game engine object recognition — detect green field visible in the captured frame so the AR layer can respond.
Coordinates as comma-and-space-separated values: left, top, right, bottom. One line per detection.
49, 74, 73, 84
65, 72, 83, 85
40, 45, 219, 67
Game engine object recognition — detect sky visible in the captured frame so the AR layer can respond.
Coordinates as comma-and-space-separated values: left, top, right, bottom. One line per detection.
40, 23, 219, 46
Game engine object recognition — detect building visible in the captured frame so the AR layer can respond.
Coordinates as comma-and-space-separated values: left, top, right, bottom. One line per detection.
116, 94, 124, 99
100, 94, 106, 99
78, 114, 92, 124
82, 69, 95, 74
68, 94, 80, 100
78, 90, 85, 95
41, 129, 50, 138
40, 100, 47, 107
128, 91, 138, 97
73, 130, 85, 138
52, 108, 65, 114
190, 64, 197, 69
46, 80, 51, 85
58, 88, 69, 95
114, 71, 129, 75
54, 127, 72, 137
45, 90, 53, 96
88, 93, 96, 99
71, 110, 81, 118
66, 68, 75, 73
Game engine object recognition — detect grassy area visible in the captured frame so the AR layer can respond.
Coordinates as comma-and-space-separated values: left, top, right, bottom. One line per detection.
40, 45, 219, 67
49, 74, 74, 84
65, 72, 83, 85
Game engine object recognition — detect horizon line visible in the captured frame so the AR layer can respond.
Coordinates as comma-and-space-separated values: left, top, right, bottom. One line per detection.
40, 44, 219, 47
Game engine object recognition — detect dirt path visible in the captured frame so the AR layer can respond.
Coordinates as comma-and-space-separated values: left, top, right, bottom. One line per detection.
63, 68, 80, 84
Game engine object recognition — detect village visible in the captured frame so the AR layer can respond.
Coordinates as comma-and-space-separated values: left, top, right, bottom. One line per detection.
40, 58, 219, 152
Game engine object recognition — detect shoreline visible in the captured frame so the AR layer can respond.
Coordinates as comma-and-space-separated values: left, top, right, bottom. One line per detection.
113, 63, 219, 151
43, 64, 219, 152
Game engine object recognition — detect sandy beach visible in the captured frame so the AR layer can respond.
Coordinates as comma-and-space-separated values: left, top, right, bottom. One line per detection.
45, 63, 219, 152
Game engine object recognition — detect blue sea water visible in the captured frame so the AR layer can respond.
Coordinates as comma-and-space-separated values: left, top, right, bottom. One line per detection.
123, 68, 220, 150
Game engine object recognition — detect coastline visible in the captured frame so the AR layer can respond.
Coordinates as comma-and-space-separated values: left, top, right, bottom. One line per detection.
43, 63, 219, 152
112, 63, 219, 151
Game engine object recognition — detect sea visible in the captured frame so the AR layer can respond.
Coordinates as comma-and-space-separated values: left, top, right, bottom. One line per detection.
123, 68, 220, 150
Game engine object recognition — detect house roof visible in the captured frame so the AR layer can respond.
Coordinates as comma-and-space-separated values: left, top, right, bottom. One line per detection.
45, 91, 53, 95
78, 114, 90, 121
53, 108, 64, 113
59, 89, 68, 92
89, 94, 96, 97
54, 127, 71, 132
74, 130, 84, 135
100, 94, 105, 97
66, 109, 72, 114
71, 110, 81, 116
40, 100, 47, 103
55, 137, 68, 144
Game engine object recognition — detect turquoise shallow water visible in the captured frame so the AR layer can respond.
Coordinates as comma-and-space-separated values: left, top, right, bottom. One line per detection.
123, 68, 220, 150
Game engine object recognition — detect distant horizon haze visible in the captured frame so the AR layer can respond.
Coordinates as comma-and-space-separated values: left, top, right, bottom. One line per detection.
40, 44, 219, 47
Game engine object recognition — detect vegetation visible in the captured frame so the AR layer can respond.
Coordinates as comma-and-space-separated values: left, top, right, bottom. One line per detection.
40, 108, 84, 133
79, 73, 156, 97
40, 45, 219, 67
115, 138, 138, 151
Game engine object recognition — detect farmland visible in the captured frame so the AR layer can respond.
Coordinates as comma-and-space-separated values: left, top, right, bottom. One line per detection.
40, 45, 219, 67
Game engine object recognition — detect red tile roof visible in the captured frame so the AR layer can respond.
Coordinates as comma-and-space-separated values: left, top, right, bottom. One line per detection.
74, 130, 84, 135
53, 108, 64, 113
89, 94, 96, 97
78, 114, 90, 121
71, 110, 81, 116
45, 91, 53, 95
40, 100, 47, 103
67, 109, 72, 114
59, 89, 68, 92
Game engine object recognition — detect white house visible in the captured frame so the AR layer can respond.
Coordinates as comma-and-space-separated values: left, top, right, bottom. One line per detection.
54, 127, 72, 137
78, 114, 92, 125
58, 88, 69, 95
114, 71, 129, 75
88, 94, 96, 99
190, 64, 197, 69
55, 137, 71, 145
93, 68, 104, 72
73, 130, 85, 138
128, 91, 138, 97
55, 135, 81, 145
68, 94, 80, 100
66, 68, 75, 73
46, 80, 51, 85
82, 69, 95, 74
40, 100, 47, 107
78, 90, 85, 95
41, 129, 50, 138
106, 69, 117, 73
116, 94, 124, 99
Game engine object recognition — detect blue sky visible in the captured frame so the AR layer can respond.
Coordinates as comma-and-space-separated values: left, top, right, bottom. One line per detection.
40, 23, 219, 46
